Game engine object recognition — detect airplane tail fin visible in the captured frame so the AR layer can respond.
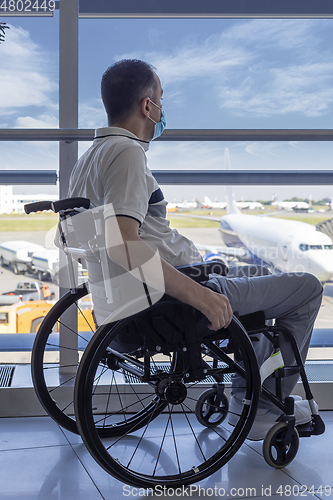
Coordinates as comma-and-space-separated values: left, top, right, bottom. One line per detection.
224, 149, 241, 215
272, 194, 282, 204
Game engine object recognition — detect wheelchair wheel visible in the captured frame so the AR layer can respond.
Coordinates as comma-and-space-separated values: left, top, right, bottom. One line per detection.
75, 303, 260, 488
32, 283, 95, 434
195, 388, 229, 428
263, 422, 299, 468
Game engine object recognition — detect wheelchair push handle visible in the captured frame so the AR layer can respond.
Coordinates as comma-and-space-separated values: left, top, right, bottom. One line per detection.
24, 200, 53, 214
24, 197, 91, 215
51, 197, 91, 213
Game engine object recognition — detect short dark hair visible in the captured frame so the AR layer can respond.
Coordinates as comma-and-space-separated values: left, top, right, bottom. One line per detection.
101, 59, 157, 124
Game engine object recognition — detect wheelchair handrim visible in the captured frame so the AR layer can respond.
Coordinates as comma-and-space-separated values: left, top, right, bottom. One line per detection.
75, 310, 260, 488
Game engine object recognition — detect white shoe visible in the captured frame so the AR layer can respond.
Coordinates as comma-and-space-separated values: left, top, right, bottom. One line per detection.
228, 395, 318, 441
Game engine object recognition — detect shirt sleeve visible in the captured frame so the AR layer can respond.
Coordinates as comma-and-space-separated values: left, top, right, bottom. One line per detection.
101, 144, 149, 225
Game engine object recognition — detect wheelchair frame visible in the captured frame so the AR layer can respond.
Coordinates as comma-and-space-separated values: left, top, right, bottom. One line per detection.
24, 197, 325, 487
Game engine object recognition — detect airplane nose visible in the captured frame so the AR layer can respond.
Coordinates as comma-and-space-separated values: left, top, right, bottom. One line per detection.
312, 253, 333, 281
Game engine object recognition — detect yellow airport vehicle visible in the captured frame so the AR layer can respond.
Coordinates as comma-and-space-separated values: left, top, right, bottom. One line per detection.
0, 297, 94, 334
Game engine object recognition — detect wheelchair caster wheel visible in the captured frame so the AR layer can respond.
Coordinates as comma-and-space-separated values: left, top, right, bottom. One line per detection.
263, 422, 299, 468
195, 388, 229, 427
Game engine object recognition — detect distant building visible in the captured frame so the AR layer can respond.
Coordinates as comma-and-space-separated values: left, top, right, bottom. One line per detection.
0, 186, 58, 214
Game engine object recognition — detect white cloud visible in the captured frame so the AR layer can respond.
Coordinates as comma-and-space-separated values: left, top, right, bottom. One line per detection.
0, 25, 57, 112
78, 100, 107, 129
218, 61, 333, 117
148, 142, 232, 171
148, 29, 165, 47
118, 19, 333, 119
221, 19, 320, 51
149, 37, 250, 86
15, 114, 58, 128
244, 143, 284, 159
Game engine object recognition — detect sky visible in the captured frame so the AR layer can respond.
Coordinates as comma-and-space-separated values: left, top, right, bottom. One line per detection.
1, 13, 333, 202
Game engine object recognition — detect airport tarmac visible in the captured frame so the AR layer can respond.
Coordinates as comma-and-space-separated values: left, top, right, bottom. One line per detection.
0, 231, 49, 247
0, 226, 332, 334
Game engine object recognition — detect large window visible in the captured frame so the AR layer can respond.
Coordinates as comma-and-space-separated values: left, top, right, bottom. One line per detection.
1, 6, 333, 412
0, 13, 59, 366
78, 18, 333, 130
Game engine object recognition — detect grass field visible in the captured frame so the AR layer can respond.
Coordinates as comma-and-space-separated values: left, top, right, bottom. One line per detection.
0, 209, 331, 231
0, 214, 58, 232
167, 208, 332, 229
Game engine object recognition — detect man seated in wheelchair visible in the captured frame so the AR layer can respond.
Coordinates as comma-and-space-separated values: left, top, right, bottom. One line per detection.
67, 59, 323, 441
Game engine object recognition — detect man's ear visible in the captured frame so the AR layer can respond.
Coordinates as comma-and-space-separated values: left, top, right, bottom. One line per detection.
141, 97, 151, 118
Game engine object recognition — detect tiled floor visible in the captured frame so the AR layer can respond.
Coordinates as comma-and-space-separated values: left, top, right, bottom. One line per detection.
0, 412, 332, 500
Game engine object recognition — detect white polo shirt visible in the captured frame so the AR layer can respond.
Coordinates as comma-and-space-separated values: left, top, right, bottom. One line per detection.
68, 126, 201, 267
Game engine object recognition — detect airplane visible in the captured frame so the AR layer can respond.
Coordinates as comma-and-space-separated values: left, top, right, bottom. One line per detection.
173, 150, 333, 282
203, 196, 264, 210
217, 202, 333, 281
234, 200, 265, 210
271, 195, 310, 211
202, 196, 227, 210
166, 199, 198, 211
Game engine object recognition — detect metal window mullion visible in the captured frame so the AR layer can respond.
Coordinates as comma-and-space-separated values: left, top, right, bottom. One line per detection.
76, 0, 333, 19
1, 129, 333, 141
58, 0, 79, 375
151, 170, 333, 185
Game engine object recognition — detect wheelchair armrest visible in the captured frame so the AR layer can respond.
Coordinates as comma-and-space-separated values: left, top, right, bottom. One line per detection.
51, 197, 91, 213
176, 261, 228, 282
238, 311, 266, 331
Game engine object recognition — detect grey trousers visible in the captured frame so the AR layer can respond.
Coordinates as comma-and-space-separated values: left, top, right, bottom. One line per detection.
206, 267, 323, 410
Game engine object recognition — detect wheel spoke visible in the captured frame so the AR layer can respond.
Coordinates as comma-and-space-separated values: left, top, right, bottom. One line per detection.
180, 402, 206, 462
168, 404, 182, 475
48, 374, 76, 393
74, 306, 260, 486
76, 303, 95, 333
57, 318, 91, 344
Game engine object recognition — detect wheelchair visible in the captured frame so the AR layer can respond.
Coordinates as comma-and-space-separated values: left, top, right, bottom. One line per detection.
24, 197, 325, 488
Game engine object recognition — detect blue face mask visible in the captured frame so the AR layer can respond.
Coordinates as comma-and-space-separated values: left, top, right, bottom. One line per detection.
148, 100, 166, 140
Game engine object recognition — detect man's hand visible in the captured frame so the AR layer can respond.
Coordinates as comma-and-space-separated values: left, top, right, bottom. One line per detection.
197, 287, 233, 331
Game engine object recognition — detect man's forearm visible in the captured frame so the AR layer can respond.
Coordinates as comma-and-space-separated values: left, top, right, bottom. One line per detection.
106, 220, 232, 330
107, 236, 204, 308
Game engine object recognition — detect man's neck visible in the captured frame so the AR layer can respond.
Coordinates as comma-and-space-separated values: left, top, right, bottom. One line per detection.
110, 122, 139, 139
110, 117, 150, 142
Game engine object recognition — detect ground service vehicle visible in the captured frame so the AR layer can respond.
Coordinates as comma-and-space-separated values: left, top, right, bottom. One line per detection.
0, 281, 55, 306
0, 300, 54, 334
0, 240, 44, 274
0, 295, 93, 334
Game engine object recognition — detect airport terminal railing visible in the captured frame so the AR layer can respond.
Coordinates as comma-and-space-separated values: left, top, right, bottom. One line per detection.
1, 128, 333, 185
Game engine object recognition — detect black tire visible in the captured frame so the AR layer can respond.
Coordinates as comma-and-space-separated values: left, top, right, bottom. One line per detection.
74, 304, 260, 488
263, 422, 299, 468
195, 388, 229, 427
31, 283, 94, 434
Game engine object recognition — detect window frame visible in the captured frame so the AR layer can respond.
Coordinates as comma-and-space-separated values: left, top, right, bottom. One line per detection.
0, 0, 332, 415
